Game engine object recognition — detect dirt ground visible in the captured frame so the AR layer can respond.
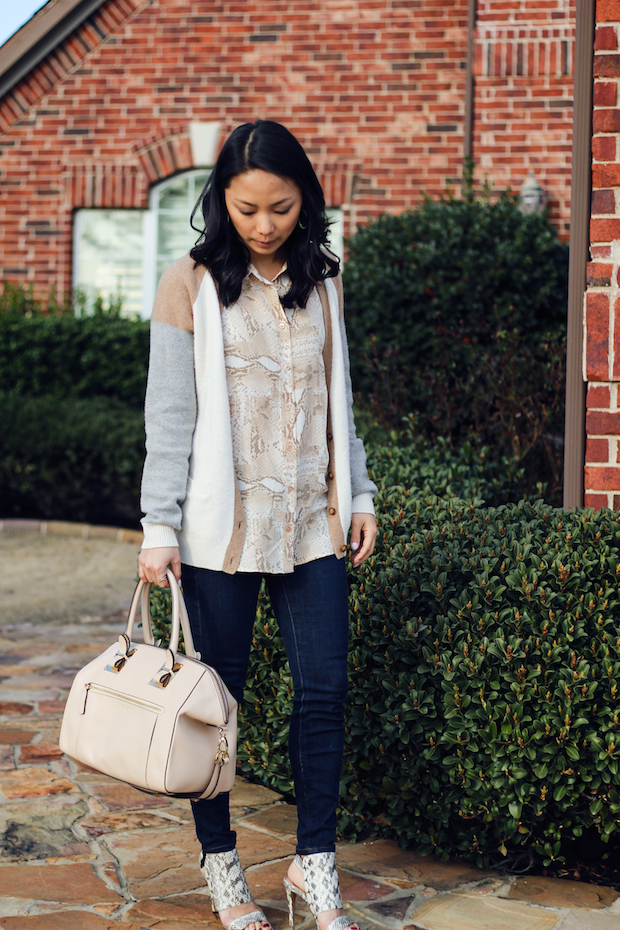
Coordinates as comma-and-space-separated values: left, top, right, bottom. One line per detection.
0, 529, 140, 624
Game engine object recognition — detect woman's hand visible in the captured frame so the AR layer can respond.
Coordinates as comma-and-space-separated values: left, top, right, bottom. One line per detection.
350, 512, 377, 568
138, 547, 182, 587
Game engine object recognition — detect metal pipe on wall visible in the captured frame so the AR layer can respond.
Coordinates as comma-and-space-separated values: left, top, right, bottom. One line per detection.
563, 1, 595, 509
463, 0, 476, 162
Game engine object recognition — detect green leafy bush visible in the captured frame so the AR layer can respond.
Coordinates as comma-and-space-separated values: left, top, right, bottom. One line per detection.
234, 471, 620, 868
144, 441, 620, 867
365, 436, 523, 508
343, 193, 568, 502
0, 314, 149, 408
0, 392, 144, 526
0, 283, 148, 525
341, 495, 620, 867
0, 280, 123, 318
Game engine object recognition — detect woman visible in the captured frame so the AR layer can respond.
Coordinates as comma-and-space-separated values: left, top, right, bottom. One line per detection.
138, 120, 377, 930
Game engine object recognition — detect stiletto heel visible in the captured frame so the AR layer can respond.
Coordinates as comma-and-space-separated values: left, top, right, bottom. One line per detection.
200, 848, 270, 930
283, 853, 359, 930
284, 877, 298, 930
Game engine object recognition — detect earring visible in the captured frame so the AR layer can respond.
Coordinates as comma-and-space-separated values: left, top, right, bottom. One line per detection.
298, 209, 308, 230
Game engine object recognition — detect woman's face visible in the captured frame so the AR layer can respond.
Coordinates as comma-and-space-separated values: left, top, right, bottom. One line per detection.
224, 169, 303, 267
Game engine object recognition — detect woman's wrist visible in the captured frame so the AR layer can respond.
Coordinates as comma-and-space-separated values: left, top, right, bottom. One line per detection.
141, 523, 179, 549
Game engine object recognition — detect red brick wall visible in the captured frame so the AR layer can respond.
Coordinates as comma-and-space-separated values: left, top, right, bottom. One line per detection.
0, 0, 579, 304
0, 0, 472, 300
584, 1, 620, 510
473, 1, 575, 237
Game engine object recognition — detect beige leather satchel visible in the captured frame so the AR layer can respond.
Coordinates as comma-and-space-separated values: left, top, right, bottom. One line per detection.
59, 570, 236, 799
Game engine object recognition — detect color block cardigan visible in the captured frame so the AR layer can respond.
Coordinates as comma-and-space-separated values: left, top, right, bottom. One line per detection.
140, 254, 376, 573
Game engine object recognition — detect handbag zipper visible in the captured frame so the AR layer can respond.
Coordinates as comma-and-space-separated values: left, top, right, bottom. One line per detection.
208, 669, 230, 724
82, 682, 164, 715
181, 656, 230, 724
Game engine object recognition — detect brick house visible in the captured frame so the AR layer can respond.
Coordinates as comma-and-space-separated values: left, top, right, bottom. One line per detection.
8, 0, 620, 510
0, 0, 575, 318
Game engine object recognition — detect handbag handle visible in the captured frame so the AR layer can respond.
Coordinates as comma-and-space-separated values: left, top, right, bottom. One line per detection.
123, 569, 199, 662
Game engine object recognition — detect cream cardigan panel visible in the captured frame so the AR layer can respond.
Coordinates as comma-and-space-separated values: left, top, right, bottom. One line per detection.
324, 275, 353, 540
178, 271, 239, 569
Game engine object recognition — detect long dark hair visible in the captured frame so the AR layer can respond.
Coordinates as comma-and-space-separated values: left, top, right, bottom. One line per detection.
190, 120, 339, 308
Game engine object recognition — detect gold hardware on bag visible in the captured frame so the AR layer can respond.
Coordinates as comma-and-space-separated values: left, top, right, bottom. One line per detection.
216, 729, 229, 765
149, 661, 182, 689
105, 647, 137, 674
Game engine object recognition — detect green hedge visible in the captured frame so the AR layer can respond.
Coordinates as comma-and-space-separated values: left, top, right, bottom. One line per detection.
342, 192, 568, 502
365, 437, 523, 508
142, 439, 620, 866
236, 492, 620, 868
0, 316, 149, 408
344, 194, 567, 380
0, 392, 143, 527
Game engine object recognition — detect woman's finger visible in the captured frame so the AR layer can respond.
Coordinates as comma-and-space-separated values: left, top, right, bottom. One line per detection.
351, 513, 377, 567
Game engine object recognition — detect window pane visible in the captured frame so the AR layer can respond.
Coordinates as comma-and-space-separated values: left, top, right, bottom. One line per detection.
155, 172, 209, 276
326, 208, 344, 260
74, 210, 144, 317
158, 213, 194, 258
158, 178, 190, 211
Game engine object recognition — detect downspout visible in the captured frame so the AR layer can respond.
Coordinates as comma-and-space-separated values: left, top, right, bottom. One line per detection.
563, 1, 595, 508
463, 0, 476, 163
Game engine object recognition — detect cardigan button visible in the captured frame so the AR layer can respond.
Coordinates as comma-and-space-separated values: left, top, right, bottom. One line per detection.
328, 471, 334, 480
340, 545, 347, 552
327, 432, 333, 441
329, 507, 336, 515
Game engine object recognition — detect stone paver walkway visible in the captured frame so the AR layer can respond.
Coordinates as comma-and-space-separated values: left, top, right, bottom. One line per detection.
1, 523, 620, 930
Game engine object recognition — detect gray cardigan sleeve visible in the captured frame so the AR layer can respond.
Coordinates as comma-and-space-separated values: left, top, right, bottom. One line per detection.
140, 321, 197, 548
339, 313, 377, 511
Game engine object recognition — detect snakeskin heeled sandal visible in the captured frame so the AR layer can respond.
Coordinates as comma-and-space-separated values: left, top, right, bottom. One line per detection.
200, 849, 270, 930
283, 853, 360, 930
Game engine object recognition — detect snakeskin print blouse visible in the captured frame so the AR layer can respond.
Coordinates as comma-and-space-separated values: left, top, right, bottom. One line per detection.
221, 264, 334, 574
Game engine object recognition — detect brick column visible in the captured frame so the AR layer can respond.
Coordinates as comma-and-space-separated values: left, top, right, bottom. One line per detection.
584, 4, 620, 509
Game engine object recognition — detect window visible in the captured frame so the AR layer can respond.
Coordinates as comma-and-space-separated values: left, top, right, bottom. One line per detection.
142, 170, 209, 315
73, 172, 343, 317
74, 170, 208, 319
73, 210, 145, 317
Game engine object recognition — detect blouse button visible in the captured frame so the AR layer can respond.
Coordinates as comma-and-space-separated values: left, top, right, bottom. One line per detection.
329, 507, 336, 515
279, 322, 285, 329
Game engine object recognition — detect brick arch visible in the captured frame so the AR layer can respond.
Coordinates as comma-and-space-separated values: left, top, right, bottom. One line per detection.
68, 127, 201, 209
68, 163, 148, 208
132, 126, 195, 186
313, 163, 362, 209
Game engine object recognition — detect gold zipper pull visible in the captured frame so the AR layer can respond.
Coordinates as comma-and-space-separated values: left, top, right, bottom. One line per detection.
81, 684, 90, 715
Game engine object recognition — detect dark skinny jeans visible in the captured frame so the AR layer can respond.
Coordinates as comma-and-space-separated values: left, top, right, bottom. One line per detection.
182, 554, 349, 856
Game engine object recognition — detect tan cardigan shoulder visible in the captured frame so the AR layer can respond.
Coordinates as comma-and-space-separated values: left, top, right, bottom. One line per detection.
151, 254, 207, 332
